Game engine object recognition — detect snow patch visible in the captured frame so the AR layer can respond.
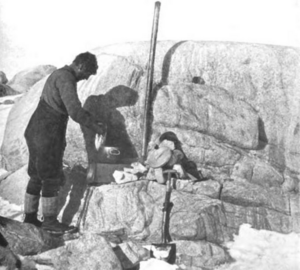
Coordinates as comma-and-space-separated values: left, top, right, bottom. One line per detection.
140, 258, 179, 270
0, 197, 23, 221
216, 224, 300, 270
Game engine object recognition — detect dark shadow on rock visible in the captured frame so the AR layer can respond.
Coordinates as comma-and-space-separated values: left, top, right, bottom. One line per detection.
145, 41, 187, 147
81, 85, 139, 163
257, 117, 268, 150
58, 87, 139, 224
192, 76, 205, 85
58, 166, 87, 225
160, 41, 187, 86
113, 246, 140, 270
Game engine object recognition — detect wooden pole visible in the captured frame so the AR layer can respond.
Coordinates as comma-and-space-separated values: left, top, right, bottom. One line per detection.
142, 1, 161, 161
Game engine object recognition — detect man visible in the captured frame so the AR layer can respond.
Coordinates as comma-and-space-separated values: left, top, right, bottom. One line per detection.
23, 52, 105, 234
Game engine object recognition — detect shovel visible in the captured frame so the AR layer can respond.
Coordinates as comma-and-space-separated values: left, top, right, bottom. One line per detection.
150, 169, 177, 264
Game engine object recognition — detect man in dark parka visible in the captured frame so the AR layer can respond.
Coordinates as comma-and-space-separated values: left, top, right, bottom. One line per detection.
23, 52, 105, 233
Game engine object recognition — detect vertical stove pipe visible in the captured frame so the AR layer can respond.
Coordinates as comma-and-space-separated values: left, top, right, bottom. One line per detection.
142, 1, 161, 161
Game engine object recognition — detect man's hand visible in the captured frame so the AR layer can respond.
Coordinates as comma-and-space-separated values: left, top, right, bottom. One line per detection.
93, 122, 106, 135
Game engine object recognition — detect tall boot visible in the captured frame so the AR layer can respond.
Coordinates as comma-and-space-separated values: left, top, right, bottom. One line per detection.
24, 193, 42, 227
41, 197, 76, 234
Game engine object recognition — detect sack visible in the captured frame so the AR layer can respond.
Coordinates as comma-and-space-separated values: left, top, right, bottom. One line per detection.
146, 147, 185, 184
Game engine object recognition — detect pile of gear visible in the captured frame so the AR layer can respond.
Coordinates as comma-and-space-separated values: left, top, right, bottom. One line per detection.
112, 131, 204, 185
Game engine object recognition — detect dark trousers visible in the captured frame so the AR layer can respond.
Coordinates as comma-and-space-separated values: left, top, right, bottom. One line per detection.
25, 99, 68, 197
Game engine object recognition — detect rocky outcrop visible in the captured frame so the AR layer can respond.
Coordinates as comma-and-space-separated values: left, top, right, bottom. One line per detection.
30, 233, 122, 270
1, 40, 300, 268
0, 245, 21, 270
175, 240, 230, 269
0, 78, 46, 170
8, 65, 56, 93
81, 181, 229, 244
0, 71, 8, 85
79, 180, 293, 240
0, 84, 18, 97
0, 170, 297, 269
153, 84, 259, 149
0, 216, 62, 256
1, 41, 299, 191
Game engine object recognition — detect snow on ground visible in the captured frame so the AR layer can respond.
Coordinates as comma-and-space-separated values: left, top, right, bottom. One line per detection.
0, 104, 13, 146
140, 258, 178, 270
0, 94, 22, 146
216, 224, 300, 270
0, 197, 23, 222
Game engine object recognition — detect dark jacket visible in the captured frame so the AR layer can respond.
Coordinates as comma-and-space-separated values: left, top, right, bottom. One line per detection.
41, 65, 99, 131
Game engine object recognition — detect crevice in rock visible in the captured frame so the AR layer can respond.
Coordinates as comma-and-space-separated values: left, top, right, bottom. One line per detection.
127, 69, 144, 90
161, 41, 188, 86
218, 183, 224, 201
256, 117, 268, 150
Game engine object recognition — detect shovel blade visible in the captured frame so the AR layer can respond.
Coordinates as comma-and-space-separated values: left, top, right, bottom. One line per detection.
150, 243, 176, 264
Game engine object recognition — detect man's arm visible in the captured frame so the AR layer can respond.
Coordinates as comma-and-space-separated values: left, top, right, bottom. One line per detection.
56, 74, 104, 134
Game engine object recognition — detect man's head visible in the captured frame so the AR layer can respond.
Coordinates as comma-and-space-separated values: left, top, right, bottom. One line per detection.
72, 52, 98, 81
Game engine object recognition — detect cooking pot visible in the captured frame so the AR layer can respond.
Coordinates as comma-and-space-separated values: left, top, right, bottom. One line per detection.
97, 146, 121, 164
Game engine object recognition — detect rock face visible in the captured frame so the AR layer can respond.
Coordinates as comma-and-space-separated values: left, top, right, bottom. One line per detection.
0, 78, 46, 170
1, 41, 299, 188
0, 84, 18, 97
154, 84, 259, 149
1, 41, 300, 268
0, 216, 62, 256
30, 233, 122, 270
0, 71, 8, 84
0, 245, 21, 270
67, 178, 290, 268
80, 180, 292, 240
8, 65, 56, 93
175, 240, 231, 269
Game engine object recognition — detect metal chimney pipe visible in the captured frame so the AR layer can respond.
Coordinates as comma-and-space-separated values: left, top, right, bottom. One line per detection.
142, 1, 161, 161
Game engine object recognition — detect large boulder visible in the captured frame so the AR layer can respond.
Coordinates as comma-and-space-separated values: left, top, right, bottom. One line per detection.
175, 240, 230, 269
0, 71, 8, 84
0, 244, 21, 270
153, 84, 259, 149
0, 216, 62, 256
77, 179, 294, 242
8, 65, 56, 93
231, 156, 285, 188
30, 233, 122, 270
1, 41, 300, 189
80, 181, 229, 244
0, 78, 46, 170
0, 174, 297, 269
0, 84, 18, 97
